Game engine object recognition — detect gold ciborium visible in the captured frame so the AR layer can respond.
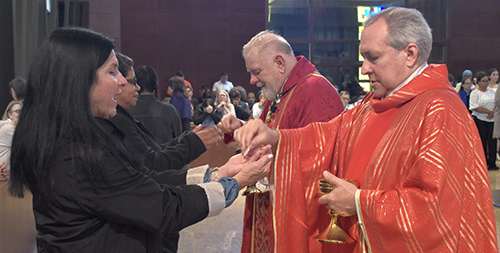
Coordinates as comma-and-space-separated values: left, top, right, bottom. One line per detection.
242, 177, 269, 196
315, 178, 359, 243
242, 184, 261, 196
241, 147, 266, 196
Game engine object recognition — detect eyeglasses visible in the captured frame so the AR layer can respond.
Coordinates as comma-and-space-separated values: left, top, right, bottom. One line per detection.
218, 94, 227, 97
126, 78, 138, 86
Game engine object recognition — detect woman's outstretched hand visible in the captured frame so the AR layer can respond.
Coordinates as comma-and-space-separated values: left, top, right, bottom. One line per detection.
231, 145, 273, 189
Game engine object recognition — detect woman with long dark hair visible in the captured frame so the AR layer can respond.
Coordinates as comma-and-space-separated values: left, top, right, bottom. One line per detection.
8, 27, 272, 252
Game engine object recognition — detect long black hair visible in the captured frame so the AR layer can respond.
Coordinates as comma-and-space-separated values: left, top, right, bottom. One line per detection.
9, 27, 126, 198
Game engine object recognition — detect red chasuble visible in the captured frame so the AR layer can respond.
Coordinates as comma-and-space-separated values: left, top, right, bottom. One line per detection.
276, 64, 498, 252
241, 56, 344, 253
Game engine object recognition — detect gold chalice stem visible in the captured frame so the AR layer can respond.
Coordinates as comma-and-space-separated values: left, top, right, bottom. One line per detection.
316, 209, 355, 243
315, 178, 358, 243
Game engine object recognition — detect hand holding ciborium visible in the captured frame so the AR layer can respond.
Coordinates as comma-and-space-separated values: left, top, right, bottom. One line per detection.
315, 177, 360, 243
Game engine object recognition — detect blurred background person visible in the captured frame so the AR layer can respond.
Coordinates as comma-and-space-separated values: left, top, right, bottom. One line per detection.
339, 90, 351, 110
234, 85, 248, 103
230, 87, 250, 114
176, 70, 192, 88
247, 92, 256, 114
184, 86, 195, 119
470, 71, 497, 170
229, 89, 250, 121
458, 76, 473, 114
212, 71, 233, 97
488, 68, 499, 91
8, 77, 27, 102
252, 90, 265, 119
455, 69, 473, 92
0, 101, 22, 180
157, 74, 171, 103
184, 86, 193, 102
164, 71, 192, 97
494, 74, 500, 157
344, 74, 366, 106
169, 76, 192, 132
184, 86, 195, 118
215, 90, 235, 117
129, 66, 182, 143
163, 94, 172, 103
193, 97, 221, 126
191, 84, 210, 108
448, 73, 456, 88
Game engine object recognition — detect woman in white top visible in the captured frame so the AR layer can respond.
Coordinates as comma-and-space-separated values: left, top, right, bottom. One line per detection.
470, 71, 497, 170
215, 90, 235, 117
0, 101, 22, 180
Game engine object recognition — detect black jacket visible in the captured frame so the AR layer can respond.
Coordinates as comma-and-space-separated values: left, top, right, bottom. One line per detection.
110, 105, 206, 183
34, 118, 208, 253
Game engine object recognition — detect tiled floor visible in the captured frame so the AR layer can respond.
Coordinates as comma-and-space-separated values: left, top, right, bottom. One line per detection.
488, 169, 500, 248
178, 189, 246, 253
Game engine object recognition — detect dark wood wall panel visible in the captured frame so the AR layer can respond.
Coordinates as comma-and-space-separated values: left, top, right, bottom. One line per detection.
119, 0, 267, 97
448, 0, 500, 81
88, 0, 500, 90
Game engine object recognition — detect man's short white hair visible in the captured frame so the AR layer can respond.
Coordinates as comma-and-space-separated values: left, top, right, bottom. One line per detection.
242, 30, 294, 59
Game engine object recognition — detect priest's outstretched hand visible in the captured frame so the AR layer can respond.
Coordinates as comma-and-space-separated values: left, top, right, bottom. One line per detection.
233, 119, 279, 152
318, 171, 358, 217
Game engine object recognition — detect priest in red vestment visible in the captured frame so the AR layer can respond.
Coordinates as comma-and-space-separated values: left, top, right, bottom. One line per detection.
234, 7, 498, 253
220, 31, 343, 252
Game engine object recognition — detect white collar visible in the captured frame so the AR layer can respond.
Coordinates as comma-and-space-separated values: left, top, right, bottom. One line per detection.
385, 62, 428, 99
